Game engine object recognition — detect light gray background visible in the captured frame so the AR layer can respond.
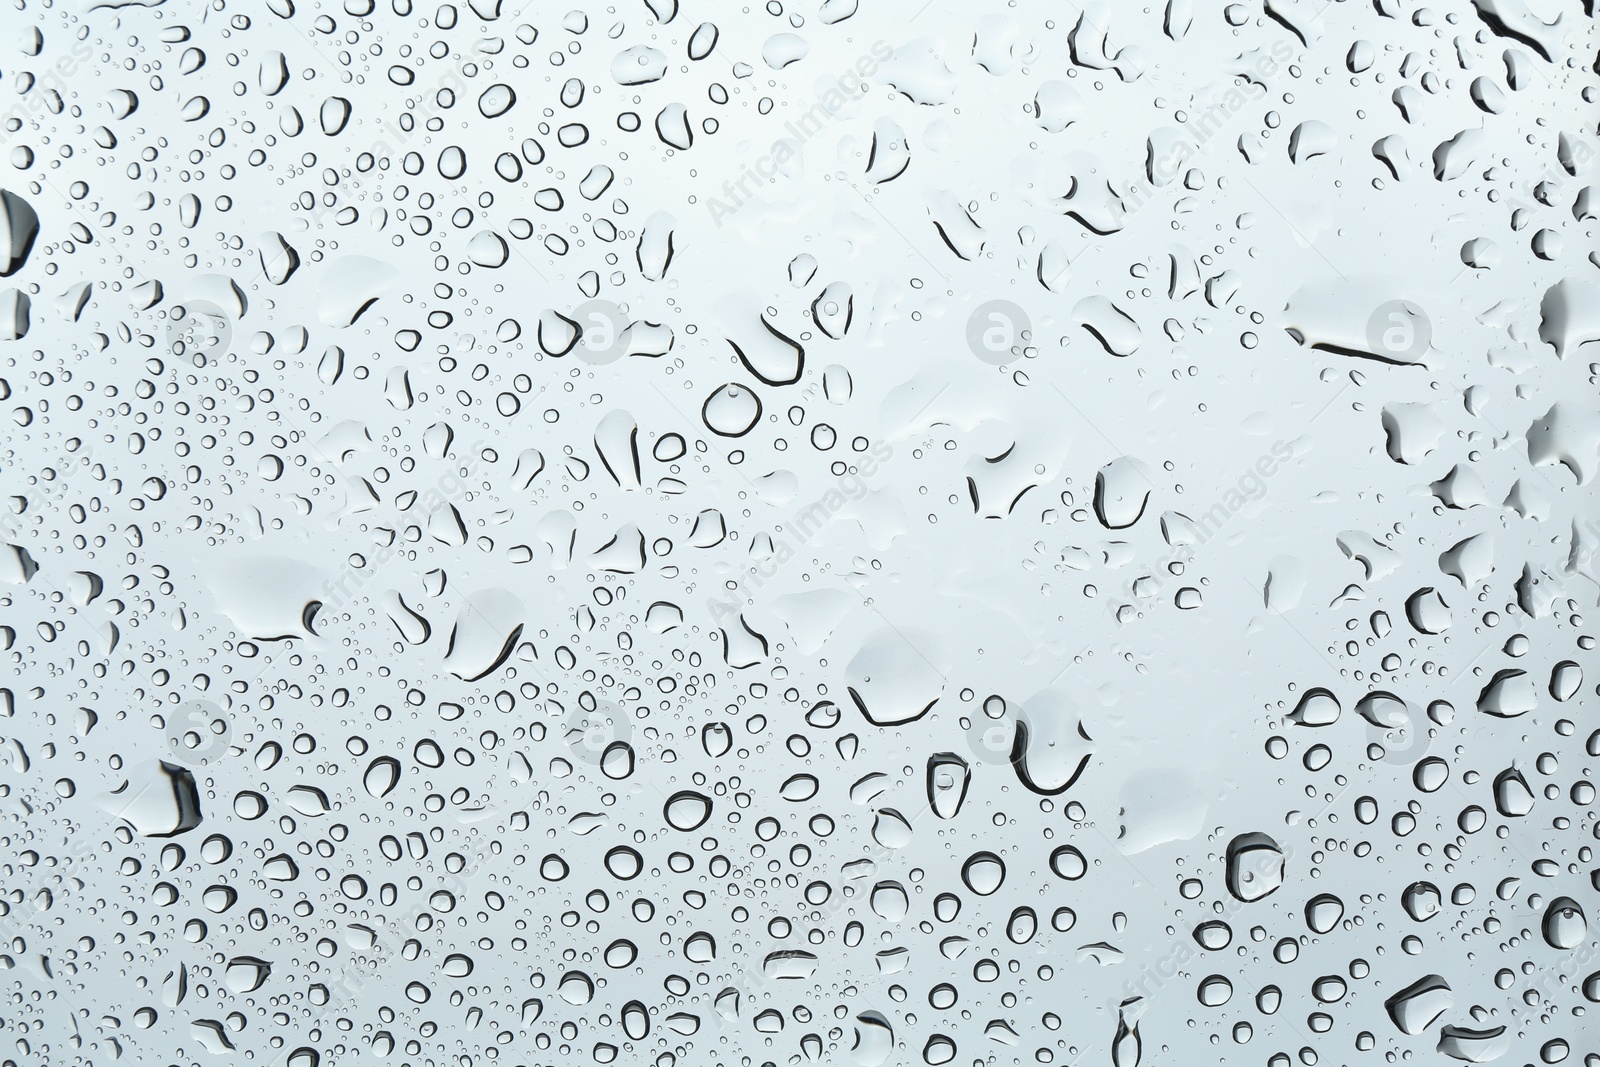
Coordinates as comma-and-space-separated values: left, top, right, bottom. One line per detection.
0, 1, 1596, 1065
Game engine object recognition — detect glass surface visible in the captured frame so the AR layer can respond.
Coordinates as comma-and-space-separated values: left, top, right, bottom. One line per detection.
0, 2, 1596, 1066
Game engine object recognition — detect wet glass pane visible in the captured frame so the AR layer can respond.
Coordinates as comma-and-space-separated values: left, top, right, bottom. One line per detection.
0, 2, 1595, 1066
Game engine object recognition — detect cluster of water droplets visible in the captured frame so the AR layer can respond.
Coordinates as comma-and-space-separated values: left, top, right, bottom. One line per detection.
0, 0, 1596, 1065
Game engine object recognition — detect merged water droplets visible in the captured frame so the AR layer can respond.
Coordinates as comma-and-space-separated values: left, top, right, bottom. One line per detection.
925, 752, 970, 819
1224, 832, 1286, 903
1402, 880, 1443, 922
1542, 897, 1588, 951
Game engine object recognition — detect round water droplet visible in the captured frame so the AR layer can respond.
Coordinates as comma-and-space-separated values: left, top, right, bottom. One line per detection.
961, 852, 1006, 896
1543, 897, 1587, 950
702, 383, 763, 437
1305, 893, 1344, 934
664, 790, 712, 831
1198, 975, 1233, 1006
1049, 844, 1087, 880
